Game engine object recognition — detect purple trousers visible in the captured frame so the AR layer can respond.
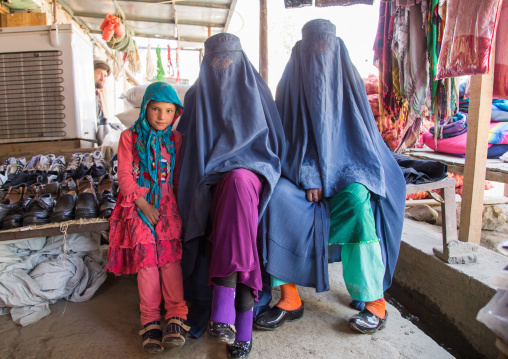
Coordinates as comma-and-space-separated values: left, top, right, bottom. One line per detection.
208, 169, 263, 299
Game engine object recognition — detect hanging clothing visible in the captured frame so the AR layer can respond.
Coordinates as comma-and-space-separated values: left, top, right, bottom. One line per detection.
177, 32, 284, 336
260, 19, 406, 295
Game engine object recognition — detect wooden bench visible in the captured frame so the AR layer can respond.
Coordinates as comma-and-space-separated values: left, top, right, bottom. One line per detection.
406, 177, 458, 251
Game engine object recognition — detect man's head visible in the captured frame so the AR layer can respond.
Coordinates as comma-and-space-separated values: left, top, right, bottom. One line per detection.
94, 60, 111, 89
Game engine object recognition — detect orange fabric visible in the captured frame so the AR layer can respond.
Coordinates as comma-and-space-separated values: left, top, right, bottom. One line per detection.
365, 297, 386, 319
275, 283, 302, 311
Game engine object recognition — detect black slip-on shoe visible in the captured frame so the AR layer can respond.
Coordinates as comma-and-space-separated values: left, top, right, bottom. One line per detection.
253, 302, 304, 331
227, 340, 252, 359
207, 321, 236, 344
349, 309, 388, 334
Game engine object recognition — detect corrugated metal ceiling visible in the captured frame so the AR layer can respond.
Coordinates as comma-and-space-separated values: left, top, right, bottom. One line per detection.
57, 0, 237, 48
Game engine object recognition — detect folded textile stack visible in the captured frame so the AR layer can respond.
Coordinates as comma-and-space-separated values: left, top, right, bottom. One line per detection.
0, 151, 118, 231
422, 81, 508, 159
0, 233, 107, 326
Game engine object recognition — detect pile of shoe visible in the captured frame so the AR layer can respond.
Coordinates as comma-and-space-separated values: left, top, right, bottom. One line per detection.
0, 151, 118, 230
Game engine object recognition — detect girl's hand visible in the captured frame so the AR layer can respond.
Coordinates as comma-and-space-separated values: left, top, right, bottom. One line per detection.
306, 188, 323, 203
134, 197, 160, 226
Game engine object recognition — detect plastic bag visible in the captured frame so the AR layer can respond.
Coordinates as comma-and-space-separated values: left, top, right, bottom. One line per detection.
436, 0, 502, 79
102, 127, 122, 154
494, 0, 508, 100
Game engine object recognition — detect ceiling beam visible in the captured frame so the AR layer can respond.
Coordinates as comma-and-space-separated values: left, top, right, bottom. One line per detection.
90, 29, 207, 44
75, 12, 223, 28
224, 0, 236, 31
113, 0, 230, 10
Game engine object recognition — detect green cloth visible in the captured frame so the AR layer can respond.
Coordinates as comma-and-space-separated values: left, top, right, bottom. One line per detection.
328, 183, 379, 245
341, 242, 384, 301
271, 276, 288, 287
271, 183, 384, 301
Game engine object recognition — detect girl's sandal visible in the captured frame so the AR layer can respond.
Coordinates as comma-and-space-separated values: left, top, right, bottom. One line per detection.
162, 317, 190, 348
139, 321, 164, 354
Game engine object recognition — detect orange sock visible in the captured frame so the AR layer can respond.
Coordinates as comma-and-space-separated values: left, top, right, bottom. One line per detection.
365, 297, 386, 319
275, 283, 302, 311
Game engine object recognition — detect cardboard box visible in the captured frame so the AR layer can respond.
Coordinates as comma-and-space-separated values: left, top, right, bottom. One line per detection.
0, 12, 47, 27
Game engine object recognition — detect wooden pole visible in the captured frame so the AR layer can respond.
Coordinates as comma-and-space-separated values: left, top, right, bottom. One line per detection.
458, 50, 495, 244
259, 0, 268, 83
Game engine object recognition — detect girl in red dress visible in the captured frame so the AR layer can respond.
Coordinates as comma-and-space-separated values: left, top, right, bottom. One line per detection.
106, 82, 188, 353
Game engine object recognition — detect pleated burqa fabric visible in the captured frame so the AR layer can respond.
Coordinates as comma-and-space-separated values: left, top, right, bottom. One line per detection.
260, 19, 406, 294
177, 33, 284, 335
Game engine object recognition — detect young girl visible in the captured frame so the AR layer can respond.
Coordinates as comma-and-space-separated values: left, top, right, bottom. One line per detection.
106, 82, 189, 354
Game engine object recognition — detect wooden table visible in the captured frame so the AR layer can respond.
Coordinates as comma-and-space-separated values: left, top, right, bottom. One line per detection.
0, 219, 110, 242
404, 148, 508, 184
406, 177, 458, 251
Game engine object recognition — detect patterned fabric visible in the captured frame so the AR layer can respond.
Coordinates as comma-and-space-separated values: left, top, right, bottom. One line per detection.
106, 131, 183, 275
131, 82, 183, 237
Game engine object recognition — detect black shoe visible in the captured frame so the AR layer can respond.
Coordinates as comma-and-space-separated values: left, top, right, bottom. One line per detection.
51, 178, 77, 223
139, 321, 163, 354
1, 172, 29, 189
98, 190, 116, 218
207, 321, 236, 344
227, 340, 252, 359
2, 196, 33, 229
23, 193, 55, 226
349, 309, 388, 334
253, 302, 304, 331
75, 176, 98, 219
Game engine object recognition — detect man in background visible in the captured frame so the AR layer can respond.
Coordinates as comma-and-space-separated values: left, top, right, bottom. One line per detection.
94, 59, 119, 144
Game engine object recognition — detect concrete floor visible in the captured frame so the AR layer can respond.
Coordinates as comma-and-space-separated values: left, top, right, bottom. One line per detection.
0, 262, 453, 359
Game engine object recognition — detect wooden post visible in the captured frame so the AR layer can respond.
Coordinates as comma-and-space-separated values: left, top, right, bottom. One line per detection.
458, 69, 495, 244
259, 0, 268, 83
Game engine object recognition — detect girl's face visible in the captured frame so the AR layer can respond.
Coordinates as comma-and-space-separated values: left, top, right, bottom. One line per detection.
146, 101, 177, 131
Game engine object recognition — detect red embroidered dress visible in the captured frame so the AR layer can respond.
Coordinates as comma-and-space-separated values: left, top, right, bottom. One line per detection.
106, 129, 183, 275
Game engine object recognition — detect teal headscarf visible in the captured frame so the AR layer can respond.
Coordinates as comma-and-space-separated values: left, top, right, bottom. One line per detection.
130, 82, 183, 237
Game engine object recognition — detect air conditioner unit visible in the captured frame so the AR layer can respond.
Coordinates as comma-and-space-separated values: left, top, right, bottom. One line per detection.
0, 24, 96, 144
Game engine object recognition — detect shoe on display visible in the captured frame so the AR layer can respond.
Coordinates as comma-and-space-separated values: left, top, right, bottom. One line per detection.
2, 196, 33, 229
0, 172, 7, 187
35, 155, 52, 173
51, 178, 77, 223
3, 185, 25, 204
0, 158, 15, 175
110, 154, 118, 182
75, 176, 98, 219
48, 156, 66, 180
8, 157, 27, 176
65, 153, 82, 179
93, 151, 108, 170
98, 190, 116, 218
23, 193, 55, 226
81, 153, 95, 171
0, 198, 15, 223
23, 155, 40, 173
1, 172, 28, 190
26, 183, 44, 197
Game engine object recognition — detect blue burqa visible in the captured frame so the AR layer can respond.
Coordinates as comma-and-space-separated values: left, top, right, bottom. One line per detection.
177, 33, 284, 336
260, 19, 406, 298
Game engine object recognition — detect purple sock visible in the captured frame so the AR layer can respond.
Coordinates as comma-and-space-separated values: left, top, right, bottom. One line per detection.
210, 285, 236, 325
235, 308, 253, 342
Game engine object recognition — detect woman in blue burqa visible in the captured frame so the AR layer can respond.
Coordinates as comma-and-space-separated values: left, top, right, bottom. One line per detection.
177, 33, 284, 358
253, 19, 406, 334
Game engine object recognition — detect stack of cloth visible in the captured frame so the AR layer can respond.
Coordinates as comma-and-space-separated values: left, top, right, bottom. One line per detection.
423, 93, 508, 159
0, 233, 107, 326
